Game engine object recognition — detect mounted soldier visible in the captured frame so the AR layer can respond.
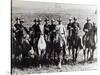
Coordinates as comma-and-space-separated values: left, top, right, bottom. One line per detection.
13, 18, 31, 62
55, 18, 66, 68
67, 17, 73, 37
44, 18, 50, 41
71, 17, 82, 49
31, 18, 41, 56
14, 18, 25, 46
49, 19, 56, 42
29, 18, 37, 46
67, 17, 73, 55
83, 18, 92, 44
49, 19, 56, 59
70, 16, 83, 62
56, 18, 66, 46
32, 18, 41, 40
82, 18, 96, 61
92, 22, 97, 47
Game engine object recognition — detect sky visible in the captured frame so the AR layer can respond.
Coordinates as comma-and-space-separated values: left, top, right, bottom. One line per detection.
12, 0, 97, 14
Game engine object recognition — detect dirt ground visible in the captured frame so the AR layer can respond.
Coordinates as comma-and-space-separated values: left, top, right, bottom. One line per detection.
12, 50, 97, 75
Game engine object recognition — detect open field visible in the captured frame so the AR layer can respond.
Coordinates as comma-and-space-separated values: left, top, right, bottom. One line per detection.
11, 1, 97, 74
12, 50, 97, 74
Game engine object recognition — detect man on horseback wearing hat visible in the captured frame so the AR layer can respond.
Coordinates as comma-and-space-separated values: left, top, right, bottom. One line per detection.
14, 17, 25, 46
31, 18, 41, 55
70, 16, 83, 62
57, 18, 66, 46
49, 19, 56, 42
44, 18, 50, 41
83, 17, 92, 44
67, 17, 72, 39
83, 18, 96, 61
49, 19, 56, 59
71, 17, 83, 49
67, 17, 73, 55
56, 18, 67, 60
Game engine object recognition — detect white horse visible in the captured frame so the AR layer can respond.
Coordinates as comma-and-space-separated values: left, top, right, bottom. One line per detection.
37, 23, 46, 68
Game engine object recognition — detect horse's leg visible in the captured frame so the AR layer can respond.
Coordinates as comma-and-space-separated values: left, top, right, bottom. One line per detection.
58, 50, 63, 69
51, 42, 54, 60
75, 48, 78, 62
54, 49, 56, 60
63, 44, 66, 60
87, 48, 90, 61
69, 47, 71, 56
72, 48, 75, 62
67, 37, 71, 56
90, 48, 95, 60
37, 48, 41, 68
83, 47, 86, 61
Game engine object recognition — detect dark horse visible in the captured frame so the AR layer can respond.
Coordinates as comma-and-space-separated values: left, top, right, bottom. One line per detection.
12, 26, 32, 64
70, 31, 82, 63
53, 33, 66, 68
82, 24, 97, 61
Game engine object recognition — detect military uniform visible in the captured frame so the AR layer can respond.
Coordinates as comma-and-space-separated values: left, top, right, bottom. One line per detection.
14, 24, 23, 39
57, 23, 66, 45
32, 24, 40, 38
49, 23, 56, 42
70, 18, 82, 49
67, 23, 72, 36
14, 19, 25, 45
67, 22, 72, 47
71, 22, 81, 36
83, 18, 92, 43
44, 18, 50, 41
83, 22, 92, 34
31, 18, 41, 55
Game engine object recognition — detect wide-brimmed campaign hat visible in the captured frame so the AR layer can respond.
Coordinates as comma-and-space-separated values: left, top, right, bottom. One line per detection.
16, 17, 20, 21
73, 16, 77, 20
33, 18, 37, 22
44, 18, 49, 22
37, 18, 41, 23
86, 17, 91, 21
20, 19, 24, 23
51, 19, 55, 22
57, 18, 62, 22
69, 17, 72, 20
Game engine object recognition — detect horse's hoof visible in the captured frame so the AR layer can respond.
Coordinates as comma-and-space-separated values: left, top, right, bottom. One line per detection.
39, 66, 41, 69
58, 64, 61, 69
39, 64, 42, 69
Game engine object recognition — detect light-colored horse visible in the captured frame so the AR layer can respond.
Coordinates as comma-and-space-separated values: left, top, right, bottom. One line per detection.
37, 23, 46, 68
54, 24, 66, 69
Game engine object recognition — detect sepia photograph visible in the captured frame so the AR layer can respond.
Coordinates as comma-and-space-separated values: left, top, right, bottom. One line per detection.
11, 0, 97, 74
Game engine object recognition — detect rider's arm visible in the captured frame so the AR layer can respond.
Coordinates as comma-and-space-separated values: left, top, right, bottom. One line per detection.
83, 24, 88, 32
77, 23, 81, 30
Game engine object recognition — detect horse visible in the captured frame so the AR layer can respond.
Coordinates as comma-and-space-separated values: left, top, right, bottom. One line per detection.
70, 27, 83, 63
13, 25, 33, 64
11, 26, 23, 62
82, 24, 97, 61
53, 33, 66, 69
37, 23, 46, 68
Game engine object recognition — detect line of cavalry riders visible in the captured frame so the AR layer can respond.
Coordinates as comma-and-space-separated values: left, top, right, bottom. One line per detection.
12, 16, 97, 68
